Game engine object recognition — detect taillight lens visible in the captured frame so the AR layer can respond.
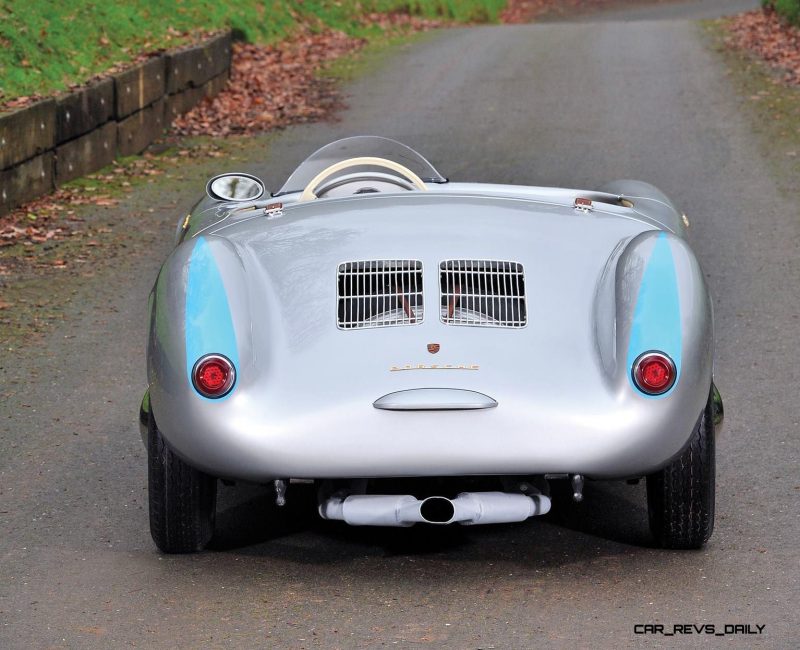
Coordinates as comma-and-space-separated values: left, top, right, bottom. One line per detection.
192, 354, 236, 398
632, 352, 676, 395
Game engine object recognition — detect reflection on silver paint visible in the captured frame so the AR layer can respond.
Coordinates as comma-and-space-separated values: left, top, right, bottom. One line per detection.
146, 138, 715, 483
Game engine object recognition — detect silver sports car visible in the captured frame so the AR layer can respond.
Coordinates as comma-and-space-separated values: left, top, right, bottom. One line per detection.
141, 136, 723, 553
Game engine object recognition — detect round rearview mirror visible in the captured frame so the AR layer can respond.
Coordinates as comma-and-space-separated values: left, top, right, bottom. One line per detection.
206, 173, 266, 202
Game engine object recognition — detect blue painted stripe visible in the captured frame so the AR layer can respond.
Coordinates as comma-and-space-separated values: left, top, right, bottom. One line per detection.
627, 232, 681, 397
185, 237, 239, 399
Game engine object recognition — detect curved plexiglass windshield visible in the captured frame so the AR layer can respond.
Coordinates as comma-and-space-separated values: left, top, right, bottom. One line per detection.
278, 136, 447, 195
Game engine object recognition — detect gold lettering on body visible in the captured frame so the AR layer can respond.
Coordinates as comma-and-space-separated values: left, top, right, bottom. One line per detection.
389, 364, 480, 372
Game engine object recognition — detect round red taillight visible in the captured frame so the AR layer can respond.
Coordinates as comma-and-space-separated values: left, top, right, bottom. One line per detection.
192, 354, 235, 398
632, 352, 676, 395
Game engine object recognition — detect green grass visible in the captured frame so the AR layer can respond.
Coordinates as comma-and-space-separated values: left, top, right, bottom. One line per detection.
0, 0, 506, 101
763, 0, 800, 25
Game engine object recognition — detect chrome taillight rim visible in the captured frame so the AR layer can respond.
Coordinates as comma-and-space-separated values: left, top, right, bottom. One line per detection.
632, 351, 676, 395
192, 354, 236, 398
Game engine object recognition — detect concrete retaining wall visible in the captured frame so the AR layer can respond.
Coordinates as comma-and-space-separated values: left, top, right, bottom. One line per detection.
0, 31, 232, 216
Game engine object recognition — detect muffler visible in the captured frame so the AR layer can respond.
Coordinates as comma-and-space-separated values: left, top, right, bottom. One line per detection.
319, 491, 550, 527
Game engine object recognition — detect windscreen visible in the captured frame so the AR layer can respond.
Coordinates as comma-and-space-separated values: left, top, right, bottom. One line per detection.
277, 136, 447, 195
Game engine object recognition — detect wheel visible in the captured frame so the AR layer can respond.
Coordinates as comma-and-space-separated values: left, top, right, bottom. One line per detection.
148, 412, 217, 553
646, 388, 715, 549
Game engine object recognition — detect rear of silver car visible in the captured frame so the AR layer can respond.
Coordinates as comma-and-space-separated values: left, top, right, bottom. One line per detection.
147, 194, 712, 483
142, 140, 718, 553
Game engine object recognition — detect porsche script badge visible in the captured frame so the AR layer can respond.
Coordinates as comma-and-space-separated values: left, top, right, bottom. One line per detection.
390, 364, 479, 372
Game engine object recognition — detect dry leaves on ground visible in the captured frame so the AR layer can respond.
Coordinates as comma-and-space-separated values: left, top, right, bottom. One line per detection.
0, 145, 221, 247
501, 0, 623, 23
0, 187, 118, 249
173, 16, 442, 138
501, 0, 576, 23
726, 9, 800, 85
172, 31, 364, 137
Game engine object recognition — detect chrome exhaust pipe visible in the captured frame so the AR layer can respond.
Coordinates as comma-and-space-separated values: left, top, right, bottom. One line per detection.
319, 491, 551, 527
451, 491, 551, 525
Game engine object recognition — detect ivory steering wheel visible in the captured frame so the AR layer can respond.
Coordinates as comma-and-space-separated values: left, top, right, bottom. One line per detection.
298, 156, 428, 201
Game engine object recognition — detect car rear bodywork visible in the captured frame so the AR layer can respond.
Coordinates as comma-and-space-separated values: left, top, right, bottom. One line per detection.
144, 184, 713, 483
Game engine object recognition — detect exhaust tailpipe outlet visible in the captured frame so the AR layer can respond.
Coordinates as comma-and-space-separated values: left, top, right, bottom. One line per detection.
418, 497, 455, 524
319, 491, 551, 527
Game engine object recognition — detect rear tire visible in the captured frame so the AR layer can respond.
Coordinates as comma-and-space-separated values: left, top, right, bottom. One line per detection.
646, 389, 715, 549
148, 412, 217, 553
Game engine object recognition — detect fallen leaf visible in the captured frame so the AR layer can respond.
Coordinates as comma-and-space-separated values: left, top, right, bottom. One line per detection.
726, 8, 800, 87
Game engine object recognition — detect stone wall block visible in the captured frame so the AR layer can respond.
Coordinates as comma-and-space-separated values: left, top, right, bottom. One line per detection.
56, 121, 117, 184
56, 78, 114, 143
0, 99, 56, 170
166, 32, 231, 94
114, 57, 166, 119
117, 98, 166, 157
0, 152, 55, 216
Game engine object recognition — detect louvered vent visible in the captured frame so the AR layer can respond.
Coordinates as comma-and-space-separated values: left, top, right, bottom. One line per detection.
440, 260, 527, 327
337, 260, 424, 329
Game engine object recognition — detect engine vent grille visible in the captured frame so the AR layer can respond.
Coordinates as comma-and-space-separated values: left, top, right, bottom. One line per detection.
440, 260, 527, 327
337, 260, 423, 329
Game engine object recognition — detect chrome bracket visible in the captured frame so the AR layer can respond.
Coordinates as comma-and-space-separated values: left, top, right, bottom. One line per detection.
574, 197, 593, 213
571, 474, 584, 503
264, 202, 284, 218
274, 479, 288, 507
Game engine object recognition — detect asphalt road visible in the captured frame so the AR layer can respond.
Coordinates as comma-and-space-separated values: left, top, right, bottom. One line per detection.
2, 0, 798, 647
